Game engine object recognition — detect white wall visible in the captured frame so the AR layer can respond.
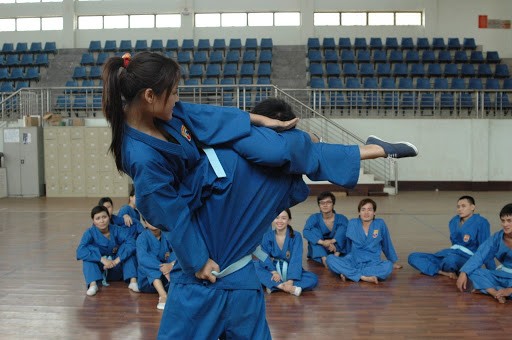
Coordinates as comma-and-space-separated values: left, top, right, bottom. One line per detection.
0, 0, 510, 57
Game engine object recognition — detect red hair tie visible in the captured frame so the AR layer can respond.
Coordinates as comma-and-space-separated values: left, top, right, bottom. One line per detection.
122, 53, 131, 68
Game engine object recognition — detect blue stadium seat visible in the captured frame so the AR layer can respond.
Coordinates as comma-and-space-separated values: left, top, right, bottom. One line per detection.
405, 50, 420, 64
72, 95, 88, 110
437, 50, 452, 63
400, 37, 414, 50
95, 52, 109, 65
34, 53, 49, 67
104, 40, 117, 52
119, 40, 132, 52
380, 77, 396, 89
0, 69, 9, 81
463, 38, 477, 50
373, 50, 387, 64
0, 82, 14, 92
205, 64, 221, 79
416, 38, 430, 50
363, 77, 380, 111
322, 37, 336, 51
92, 94, 102, 110
43, 42, 57, 54
257, 63, 271, 77
181, 39, 195, 51
20, 54, 34, 66
460, 64, 475, 77
369, 37, 383, 50
398, 77, 417, 113
260, 38, 273, 50
193, 51, 208, 64
421, 50, 436, 64
0, 55, 4, 66
80, 53, 95, 66
134, 40, 148, 51
389, 50, 403, 64
330, 91, 345, 111
307, 49, 322, 63
504, 78, 512, 89
2, 43, 14, 54
308, 63, 324, 77
451, 78, 473, 113
240, 63, 255, 77
166, 39, 179, 51
72, 66, 87, 79
338, 38, 352, 50
213, 39, 226, 51
229, 38, 242, 51
15, 81, 29, 90
242, 50, 257, 64
29, 42, 42, 54
183, 78, 200, 93
376, 63, 391, 78
245, 38, 258, 51
434, 78, 454, 112
410, 63, 425, 77
223, 64, 238, 78
470, 51, 485, 63
225, 50, 240, 64
443, 63, 459, 77
392, 63, 408, 78
486, 51, 500, 64
324, 50, 338, 63
188, 64, 204, 78
6, 55, 20, 67
310, 78, 326, 89
494, 64, 510, 78
325, 63, 341, 77
24, 67, 40, 82
485, 78, 500, 90
328, 77, 343, 89
197, 39, 211, 51
307, 38, 321, 50
15, 42, 28, 54
426, 63, 442, 78
9, 68, 24, 81
345, 77, 364, 112
477, 64, 493, 78
353, 38, 367, 50
81, 79, 96, 92
432, 38, 446, 50
359, 63, 374, 77
150, 39, 164, 51
177, 51, 192, 64
342, 63, 358, 78
220, 77, 235, 91
165, 51, 177, 60
385, 37, 399, 50
88, 66, 101, 79
416, 78, 435, 114
209, 51, 224, 64
356, 50, 371, 63
454, 51, 468, 63
340, 50, 355, 64
447, 38, 461, 50
201, 77, 218, 93
55, 94, 72, 110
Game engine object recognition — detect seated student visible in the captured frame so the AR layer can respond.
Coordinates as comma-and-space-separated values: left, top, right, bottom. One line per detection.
136, 221, 176, 310
76, 205, 139, 296
118, 188, 145, 238
254, 209, 318, 296
303, 191, 349, 267
408, 195, 494, 279
457, 203, 512, 303
326, 198, 402, 284
98, 197, 125, 226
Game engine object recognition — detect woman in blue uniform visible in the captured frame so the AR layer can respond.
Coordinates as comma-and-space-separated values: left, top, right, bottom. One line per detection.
101, 52, 418, 339
409, 196, 494, 279
255, 209, 318, 296
326, 198, 402, 284
98, 196, 126, 227
303, 191, 349, 267
457, 203, 512, 303
76, 205, 138, 296
117, 188, 145, 238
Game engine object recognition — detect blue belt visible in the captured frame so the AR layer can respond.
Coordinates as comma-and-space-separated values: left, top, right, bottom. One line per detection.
212, 246, 268, 279
450, 244, 474, 256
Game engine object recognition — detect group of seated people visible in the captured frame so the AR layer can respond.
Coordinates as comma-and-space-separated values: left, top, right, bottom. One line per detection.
77, 187, 512, 307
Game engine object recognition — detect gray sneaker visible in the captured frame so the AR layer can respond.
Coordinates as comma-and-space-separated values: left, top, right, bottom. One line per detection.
366, 135, 418, 158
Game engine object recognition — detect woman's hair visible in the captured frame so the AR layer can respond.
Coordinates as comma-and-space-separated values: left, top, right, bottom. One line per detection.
252, 98, 296, 121
317, 191, 336, 205
102, 51, 181, 173
283, 208, 295, 238
357, 198, 377, 212
499, 203, 512, 218
91, 205, 110, 219
98, 197, 113, 207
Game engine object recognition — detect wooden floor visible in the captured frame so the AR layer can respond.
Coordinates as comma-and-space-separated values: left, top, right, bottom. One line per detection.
1, 191, 511, 339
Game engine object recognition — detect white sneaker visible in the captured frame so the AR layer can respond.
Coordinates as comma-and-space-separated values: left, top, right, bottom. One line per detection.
128, 282, 139, 292
266, 287, 272, 294
86, 285, 98, 296
157, 297, 166, 310
292, 286, 302, 297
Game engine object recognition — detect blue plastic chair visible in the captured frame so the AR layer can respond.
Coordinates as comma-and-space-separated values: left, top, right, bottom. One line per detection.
324, 50, 338, 63
188, 64, 204, 78
166, 39, 179, 51
342, 63, 358, 79
89, 66, 101, 79
421, 50, 436, 64
150, 39, 164, 51
310, 78, 326, 89
80, 53, 95, 66
447, 38, 461, 50
432, 38, 446, 50
242, 50, 257, 64
213, 39, 226, 51
416, 38, 430, 50
104, 40, 117, 52
259, 50, 273, 63
359, 63, 375, 77
410, 63, 425, 78
356, 50, 371, 64
426, 63, 442, 78
15, 42, 28, 54
376, 63, 392, 78
223, 64, 238, 78
29, 42, 42, 54
463, 38, 477, 50
257, 63, 272, 77
477, 64, 493, 78
119, 40, 133, 52
225, 50, 240, 64
470, 51, 485, 63
340, 50, 355, 64
181, 39, 195, 51
43, 42, 57, 54
392, 63, 409, 78
209, 51, 224, 64
322, 37, 336, 51
260, 38, 273, 50
495, 64, 510, 78
244, 38, 258, 51
24, 67, 40, 82
389, 50, 403, 64
373, 50, 387, 64
177, 51, 192, 64
486, 51, 500, 64
228, 38, 242, 51
2, 43, 14, 54
345, 77, 364, 113
240, 63, 255, 77
400, 37, 414, 50
307, 38, 321, 50
338, 38, 352, 50
197, 39, 211, 51
460, 64, 475, 77
405, 50, 420, 64
308, 63, 324, 77
325, 63, 341, 77
34, 54, 49, 67
443, 63, 459, 77
72, 66, 87, 79
9, 68, 24, 81
134, 40, 148, 52
369, 38, 383, 50
353, 38, 367, 50
193, 51, 208, 64
20, 54, 34, 66
437, 51, 452, 63
385, 37, 399, 50
95, 52, 109, 65
454, 51, 468, 63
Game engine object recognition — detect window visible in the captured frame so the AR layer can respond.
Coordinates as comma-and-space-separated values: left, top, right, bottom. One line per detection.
0, 18, 15, 32
104, 15, 128, 29
248, 13, 273, 26
130, 15, 154, 29
221, 13, 247, 27
17, 17, 40, 31
368, 12, 394, 26
78, 16, 103, 30
156, 14, 181, 28
275, 12, 300, 26
195, 13, 220, 28
42, 17, 63, 30
396, 12, 422, 26
341, 12, 367, 26
314, 13, 340, 26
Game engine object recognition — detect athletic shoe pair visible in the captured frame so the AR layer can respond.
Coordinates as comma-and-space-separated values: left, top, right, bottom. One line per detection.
366, 135, 418, 159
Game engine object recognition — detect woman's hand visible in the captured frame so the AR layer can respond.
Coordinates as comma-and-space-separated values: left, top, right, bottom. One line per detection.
271, 271, 282, 282
456, 272, 468, 292
249, 113, 299, 131
393, 263, 403, 269
123, 214, 133, 226
195, 258, 220, 283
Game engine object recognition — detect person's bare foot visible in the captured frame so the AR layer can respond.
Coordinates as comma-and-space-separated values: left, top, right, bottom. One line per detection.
496, 296, 507, 304
360, 275, 379, 284
438, 270, 458, 279
321, 257, 328, 268
339, 274, 346, 282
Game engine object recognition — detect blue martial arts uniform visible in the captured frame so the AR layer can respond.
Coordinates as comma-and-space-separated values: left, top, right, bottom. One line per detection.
303, 212, 349, 263
76, 224, 137, 286
461, 230, 512, 296
408, 214, 494, 276
117, 204, 145, 238
326, 218, 398, 281
255, 229, 318, 292
121, 102, 361, 339
110, 213, 125, 227
136, 229, 176, 293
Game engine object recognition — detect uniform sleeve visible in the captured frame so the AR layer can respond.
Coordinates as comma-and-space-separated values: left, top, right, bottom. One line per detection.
380, 220, 398, 263
287, 233, 304, 281
231, 127, 360, 188
334, 216, 348, 254
461, 234, 499, 275
136, 233, 163, 273
477, 218, 496, 270
115, 226, 136, 261
303, 215, 322, 244
76, 229, 101, 262
448, 216, 457, 245
260, 233, 277, 271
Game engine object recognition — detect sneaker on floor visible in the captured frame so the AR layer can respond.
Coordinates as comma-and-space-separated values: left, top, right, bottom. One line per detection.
365, 135, 418, 159
128, 282, 140, 293
86, 285, 98, 296
266, 287, 272, 295
157, 298, 166, 310
292, 286, 302, 297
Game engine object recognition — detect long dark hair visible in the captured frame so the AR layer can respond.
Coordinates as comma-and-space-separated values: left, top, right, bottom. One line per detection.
283, 208, 295, 238
102, 52, 181, 173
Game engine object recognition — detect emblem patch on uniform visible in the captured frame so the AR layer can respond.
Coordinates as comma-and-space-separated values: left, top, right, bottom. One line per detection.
165, 252, 170, 260
181, 125, 192, 141
372, 229, 379, 238
112, 247, 118, 254
286, 251, 290, 259
463, 234, 470, 242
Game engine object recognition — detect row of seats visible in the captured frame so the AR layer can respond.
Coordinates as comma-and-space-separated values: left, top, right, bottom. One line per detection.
181, 76, 271, 89
0, 53, 51, 68
0, 67, 41, 82
307, 37, 477, 51
311, 77, 512, 91
88, 38, 274, 53
184, 63, 272, 79
80, 49, 273, 66
309, 62, 510, 79
0, 81, 31, 92
308, 49, 501, 64
1, 42, 57, 55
